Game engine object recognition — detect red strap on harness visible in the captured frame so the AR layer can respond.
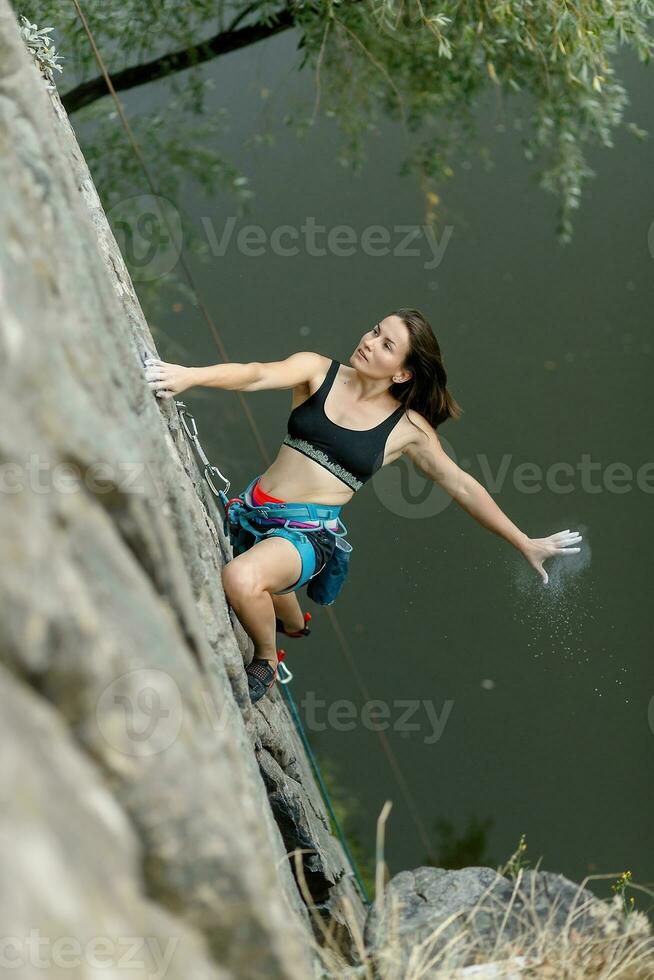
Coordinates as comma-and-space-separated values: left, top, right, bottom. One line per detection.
224, 497, 243, 523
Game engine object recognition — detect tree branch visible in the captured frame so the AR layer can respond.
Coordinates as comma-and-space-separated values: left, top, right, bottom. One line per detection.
61, 6, 296, 114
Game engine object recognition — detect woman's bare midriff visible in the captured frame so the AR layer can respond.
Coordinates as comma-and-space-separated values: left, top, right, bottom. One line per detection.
257, 360, 415, 505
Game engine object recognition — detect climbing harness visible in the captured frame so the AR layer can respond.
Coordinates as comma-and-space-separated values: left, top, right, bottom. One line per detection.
229, 486, 353, 603
173, 396, 354, 605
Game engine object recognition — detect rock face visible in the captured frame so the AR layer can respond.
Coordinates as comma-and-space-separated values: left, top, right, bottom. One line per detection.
0, 663, 228, 980
0, 4, 365, 977
363, 866, 632, 976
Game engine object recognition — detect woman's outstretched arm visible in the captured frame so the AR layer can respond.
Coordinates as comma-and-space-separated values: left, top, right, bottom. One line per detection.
402, 412, 582, 585
143, 356, 258, 397
144, 351, 324, 398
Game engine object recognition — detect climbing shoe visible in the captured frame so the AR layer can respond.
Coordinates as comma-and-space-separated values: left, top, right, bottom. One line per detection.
275, 611, 312, 638
246, 650, 286, 703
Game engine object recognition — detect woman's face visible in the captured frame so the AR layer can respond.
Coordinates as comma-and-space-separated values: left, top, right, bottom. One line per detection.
353, 315, 410, 377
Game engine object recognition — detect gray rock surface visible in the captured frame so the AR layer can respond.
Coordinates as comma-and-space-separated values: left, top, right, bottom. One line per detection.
0, 3, 365, 976
0, 662, 228, 980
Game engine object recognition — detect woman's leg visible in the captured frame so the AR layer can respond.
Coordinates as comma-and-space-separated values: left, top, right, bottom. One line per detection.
270, 591, 306, 633
221, 536, 304, 664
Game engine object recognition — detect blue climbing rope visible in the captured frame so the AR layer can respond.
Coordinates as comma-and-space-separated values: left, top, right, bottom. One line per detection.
279, 678, 371, 908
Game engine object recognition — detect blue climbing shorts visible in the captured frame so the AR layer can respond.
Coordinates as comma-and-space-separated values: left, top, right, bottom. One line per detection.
232, 523, 337, 595
226, 475, 343, 596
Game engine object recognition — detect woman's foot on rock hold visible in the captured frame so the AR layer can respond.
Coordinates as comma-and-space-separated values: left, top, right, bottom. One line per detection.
275, 611, 312, 638
245, 655, 279, 703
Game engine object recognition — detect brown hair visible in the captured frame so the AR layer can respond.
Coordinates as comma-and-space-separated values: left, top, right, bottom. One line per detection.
387, 307, 463, 430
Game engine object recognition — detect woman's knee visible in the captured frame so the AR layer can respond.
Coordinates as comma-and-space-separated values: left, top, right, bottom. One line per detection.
223, 536, 305, 596
221, 557, 260, 598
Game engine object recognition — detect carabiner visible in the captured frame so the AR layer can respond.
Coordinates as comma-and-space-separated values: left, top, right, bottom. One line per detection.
277, 661, 293, 684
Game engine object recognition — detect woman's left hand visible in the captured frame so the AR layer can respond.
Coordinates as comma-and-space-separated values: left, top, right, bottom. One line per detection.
520, 529, 583, 585
144, 357, 195, 399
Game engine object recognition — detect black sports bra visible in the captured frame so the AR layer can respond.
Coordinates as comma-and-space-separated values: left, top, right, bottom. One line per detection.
282, 358, 405, 492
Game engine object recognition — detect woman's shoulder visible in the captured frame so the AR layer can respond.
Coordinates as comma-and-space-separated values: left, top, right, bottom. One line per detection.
399, 408, 439, 450
288, 352, 335, 396
308, 352, 336, 373
289, 352, 334, 382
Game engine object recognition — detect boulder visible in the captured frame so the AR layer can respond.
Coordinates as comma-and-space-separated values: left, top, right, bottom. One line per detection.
363, 865, 630, 975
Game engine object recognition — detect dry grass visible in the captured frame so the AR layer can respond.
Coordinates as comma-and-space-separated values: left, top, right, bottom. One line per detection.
286, 802, 654, 980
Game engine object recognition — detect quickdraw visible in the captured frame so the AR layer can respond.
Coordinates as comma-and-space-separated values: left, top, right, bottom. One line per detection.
176, 399, 233, 511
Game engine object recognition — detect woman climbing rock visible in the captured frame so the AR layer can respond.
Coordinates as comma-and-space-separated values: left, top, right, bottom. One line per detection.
145, 308, 582, 703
